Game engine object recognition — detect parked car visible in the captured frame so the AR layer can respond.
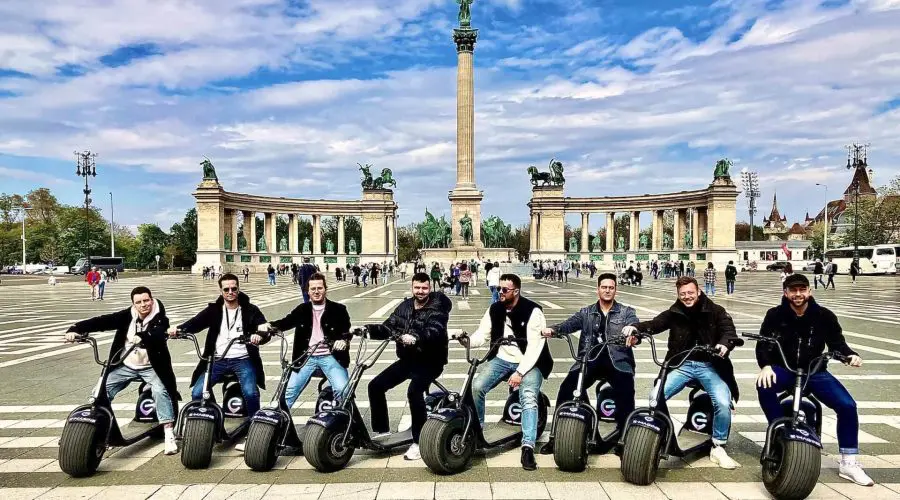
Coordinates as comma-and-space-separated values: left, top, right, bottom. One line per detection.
765, 261, 791, 271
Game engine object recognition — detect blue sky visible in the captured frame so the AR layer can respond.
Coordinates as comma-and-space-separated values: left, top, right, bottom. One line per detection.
1, 0, 899, 233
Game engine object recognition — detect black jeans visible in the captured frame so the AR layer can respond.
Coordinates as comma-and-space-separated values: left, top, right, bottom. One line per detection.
368, 358, 443, 443
555, 353, 635, 432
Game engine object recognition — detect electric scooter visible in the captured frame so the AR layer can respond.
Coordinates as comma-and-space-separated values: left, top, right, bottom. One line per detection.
546, 331, 627, 472
243, 329, 334, 471
175, 331, 252, 469
619, 332, 743, 485
742, 332, 850, 500
419, 332, 551, 475
302, 327, 449, 472
58, 334, 178, 477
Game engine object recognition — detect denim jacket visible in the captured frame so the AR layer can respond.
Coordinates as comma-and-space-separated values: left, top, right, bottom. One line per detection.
551, 300, 638, 374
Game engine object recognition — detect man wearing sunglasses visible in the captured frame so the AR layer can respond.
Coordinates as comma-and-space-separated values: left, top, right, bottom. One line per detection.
538, 273, 638, 455
466, 274, 551, 470
171, 273, 269, 452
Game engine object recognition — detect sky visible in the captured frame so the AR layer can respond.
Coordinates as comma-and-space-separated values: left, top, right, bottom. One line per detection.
1, 0, 899, 233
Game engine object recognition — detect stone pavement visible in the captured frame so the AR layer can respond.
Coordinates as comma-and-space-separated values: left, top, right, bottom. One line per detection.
0, 269, 898, 499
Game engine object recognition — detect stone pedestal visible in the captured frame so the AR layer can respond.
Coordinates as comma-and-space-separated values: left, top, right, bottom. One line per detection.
192, 180, 225, 274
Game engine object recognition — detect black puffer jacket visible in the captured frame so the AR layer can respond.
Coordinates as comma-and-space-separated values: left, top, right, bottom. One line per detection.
368, 292, 451, 365
633, 293, 742, 401
757, 296, 856, 373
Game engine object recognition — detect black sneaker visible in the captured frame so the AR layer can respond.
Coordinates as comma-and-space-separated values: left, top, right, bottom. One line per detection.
539, 439, 554, 455
521, 446, 537, 471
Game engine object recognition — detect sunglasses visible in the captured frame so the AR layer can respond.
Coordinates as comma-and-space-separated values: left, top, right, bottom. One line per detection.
221, 287, 239, 293
499, 287, 518, 294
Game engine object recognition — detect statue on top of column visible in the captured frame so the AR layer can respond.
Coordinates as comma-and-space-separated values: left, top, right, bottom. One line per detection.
457, 0, 474, 27
359, 163, 375, 189
713, 158, 732, 179
200, 157, 218, 181
527, 158, 565, 187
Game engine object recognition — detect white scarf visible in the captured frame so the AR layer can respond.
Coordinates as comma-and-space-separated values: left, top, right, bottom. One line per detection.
124, 299, 160, 370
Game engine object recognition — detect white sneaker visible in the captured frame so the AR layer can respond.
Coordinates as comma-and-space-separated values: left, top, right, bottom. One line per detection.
404, 443, 420, 461
709, 445, 741, 469
234, 441, 246, 453
164, 435, 178, 455
839, 462, 875, 486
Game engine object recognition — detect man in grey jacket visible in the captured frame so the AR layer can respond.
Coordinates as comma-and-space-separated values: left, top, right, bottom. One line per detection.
539, 273, 638, 454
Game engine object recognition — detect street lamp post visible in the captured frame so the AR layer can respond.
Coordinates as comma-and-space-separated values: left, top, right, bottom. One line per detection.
74, 151, 98, 260
815, 183, 828, 255
845, 143, 869, 267
740, 170, 760, 242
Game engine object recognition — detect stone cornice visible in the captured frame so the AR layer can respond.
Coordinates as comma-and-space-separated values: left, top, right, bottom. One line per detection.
528, 185, 739, 213
195, 189, 397, 216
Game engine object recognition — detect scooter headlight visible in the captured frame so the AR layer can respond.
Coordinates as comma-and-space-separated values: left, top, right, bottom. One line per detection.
573, 389, 580, 399
87, 396, 96, 404
448, 394, 457, 403
202, 391, 211, 401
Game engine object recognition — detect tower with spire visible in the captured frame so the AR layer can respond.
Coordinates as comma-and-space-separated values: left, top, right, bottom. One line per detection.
763, 192, 788, 241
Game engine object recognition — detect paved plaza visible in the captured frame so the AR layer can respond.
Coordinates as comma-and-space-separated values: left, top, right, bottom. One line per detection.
0, 270, 899, 499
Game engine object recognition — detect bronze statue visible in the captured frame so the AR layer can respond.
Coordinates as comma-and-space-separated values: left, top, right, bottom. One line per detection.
617, 235, 625, 252
459, 212, 474, 245
457, 0, 473, 27
302, 237, 311, 254
359, 163, 375, 189
639, 233, 649, 250
348, 238, 357, 254
527, 158, 565, 186
684, 232, 693, 249
326, 239, 335, 253
257, 235, 267, 252
569, 236, 578, 253
714, 158, 732, 179
278, 237, 288, 253
201, 157, 218, 181
701, 231, 708, 249
237, 233, 247, 252
223, 232, 231, 250
373, 168, 397, 189
663, 233, 673, 250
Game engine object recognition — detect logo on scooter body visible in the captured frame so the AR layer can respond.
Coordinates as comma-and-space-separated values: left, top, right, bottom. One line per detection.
507, 403, 522, 421
690, 412, 708, 430
226, 397, 243, 414
139, 398, 156, 416
600, 399, 616, 418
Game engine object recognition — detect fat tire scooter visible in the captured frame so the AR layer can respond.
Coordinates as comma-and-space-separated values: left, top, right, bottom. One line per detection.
419, 332, 551, 475
58, 334, 178, 477
619, 332, 743, 485
742, 332, 850, 500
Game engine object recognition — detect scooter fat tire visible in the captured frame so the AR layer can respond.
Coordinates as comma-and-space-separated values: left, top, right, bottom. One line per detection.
58, 421, 105, 477
180, 418, 216, 469
762, 438, 821, 500
244, 420, 280, 472
302, 424, 354, 472
620, 425, 662, 485
420, 418, 474, 475
553, 416, 589, 472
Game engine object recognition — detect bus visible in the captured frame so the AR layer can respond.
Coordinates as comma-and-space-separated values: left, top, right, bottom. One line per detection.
823, 245, 899, 275
72, 256, 125, 275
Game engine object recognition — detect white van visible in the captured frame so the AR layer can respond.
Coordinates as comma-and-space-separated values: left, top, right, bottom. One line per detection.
872, 244, 900, 274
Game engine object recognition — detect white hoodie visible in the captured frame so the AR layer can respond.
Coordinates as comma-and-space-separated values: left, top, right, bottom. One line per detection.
124, 299, 160, 370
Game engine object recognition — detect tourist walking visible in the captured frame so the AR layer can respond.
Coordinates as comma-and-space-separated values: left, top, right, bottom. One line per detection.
267, 264, 276, 286
826, 259, 837, 289
725, 260, 737, 295
704, 262, 717, 296
459, 262, 472, 299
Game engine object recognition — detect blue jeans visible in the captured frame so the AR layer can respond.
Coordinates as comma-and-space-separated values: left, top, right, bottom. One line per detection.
106, 365, 175, 424
757, 366, 859, 454
300, 286, 310, 303
659, 361, 732, 445
268, 273, 276, 285
705, 283, 716, 296
489, 286, 499, 304
726, 280, 735, 294
472, 357, 543, 448
283, 354, 349, 408
191, 357, 260, 418
98, 282, 106, 299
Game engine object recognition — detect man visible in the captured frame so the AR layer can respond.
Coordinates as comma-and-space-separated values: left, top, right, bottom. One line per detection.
487, 261, 501, 304
539, 273, 637, 455
467, 274, 550, 470
813, 259, 826, 289
242, 265, 250, 283
85, 266, 100, 300
366, 273, 451, 460
724, 260, 737, 295
173, 273, 269, 452
623, 276, 742, 469
297, 257, 318, 303
65, 286, 180, 455
755, 274, 873, 486
825, 258, 837, 290
262, 273, 353, 408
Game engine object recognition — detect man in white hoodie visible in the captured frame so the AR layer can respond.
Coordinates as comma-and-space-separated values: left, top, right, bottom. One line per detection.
65, 286, 180, 455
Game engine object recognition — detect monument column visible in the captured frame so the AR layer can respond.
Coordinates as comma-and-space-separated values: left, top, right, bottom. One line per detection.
249, 213, 258, 253
242, 211, 253, 252
337, 216, 346, 254
265, 212, 276, 253
605, 212, 615, 251
448, 15, 484, 248
673, 209, 684, 251
530, 213, 539, 251
652, 210, 663, 251
312, 214, 322, 255
691, 208, 700, 250
630, 211, 640, 251
229, 209, 239, 252
580, 212, 590, 252
288, 214, 298, 254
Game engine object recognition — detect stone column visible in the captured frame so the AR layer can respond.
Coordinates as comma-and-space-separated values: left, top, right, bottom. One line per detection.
265, 212, 276, 253
673, 209, 684, 251
249, 213, 258, 253
698, 208, 708, 249
288, 214, 298, 254
229, 209, 239, 252
530, 213, 539, 251
192, 181, 225, 274
630, 211, 640, 251
605, 212, 615, 251
580, 212, 590, 252
337, 216, 346, 254
242, 211, 253, 252
691, 208, 700, 250
454, 28, 478, 190
386, 215, 394, 255
312, 214, 322, 254
652, 210, 663, 251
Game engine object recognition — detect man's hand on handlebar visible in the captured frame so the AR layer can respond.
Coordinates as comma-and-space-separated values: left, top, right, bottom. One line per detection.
167, 326, 180, 338
64, 331, 84, 343
622, 325, 640, 347
333, 340, 348, 351
847, 354, 863, 367
713, 344, 729, 358
258, 322, 274, 334
541, 327, 554, 338
351, 326, 368, 338
249, 334, 263, 345
400, 334, 417, 346
757, 365, 777, 388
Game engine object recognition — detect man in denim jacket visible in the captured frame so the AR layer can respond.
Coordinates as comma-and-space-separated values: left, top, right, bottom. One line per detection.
539, 273, 638, 454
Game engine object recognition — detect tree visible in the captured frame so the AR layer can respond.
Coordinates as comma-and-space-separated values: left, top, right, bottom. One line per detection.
57, 206, 111, 265
510, 224, 530, 261
136, 224, 170, 269
808, 222, 826, 259
397, 223, 421, 262
344, 216, 361, 253
735, 222, 764, 241
169, 208, 197, 267
614, 214, 630, 249
321, 217, 338, 253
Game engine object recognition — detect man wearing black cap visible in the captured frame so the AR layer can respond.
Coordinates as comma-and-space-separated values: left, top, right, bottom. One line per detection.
755, 273, 873, 486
